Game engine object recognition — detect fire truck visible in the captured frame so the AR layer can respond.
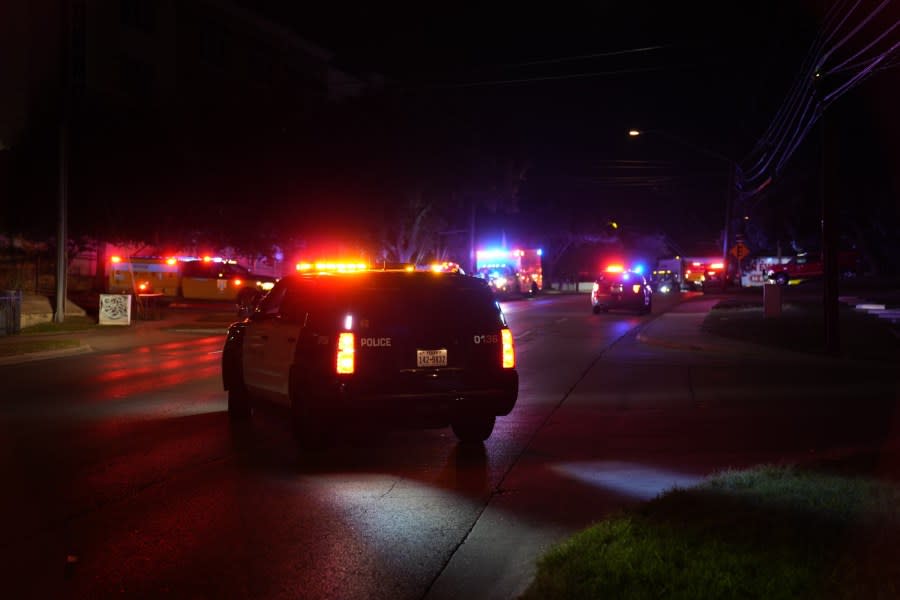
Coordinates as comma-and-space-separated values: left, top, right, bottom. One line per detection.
475, 248, 543, 297
764, 251, 860, 286
107, 255, 277, 305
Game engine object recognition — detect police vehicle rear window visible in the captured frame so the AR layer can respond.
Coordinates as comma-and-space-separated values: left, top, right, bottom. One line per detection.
291, 275, 503, 331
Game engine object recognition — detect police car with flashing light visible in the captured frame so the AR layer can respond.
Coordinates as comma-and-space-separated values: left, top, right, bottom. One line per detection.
222, 265, 519, 447
591, 266, 653, 314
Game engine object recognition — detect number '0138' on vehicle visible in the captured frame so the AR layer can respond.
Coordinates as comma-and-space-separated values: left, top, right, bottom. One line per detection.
222, 268, 518, 447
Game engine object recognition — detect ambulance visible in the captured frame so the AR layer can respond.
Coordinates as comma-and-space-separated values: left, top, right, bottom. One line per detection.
475, 248, 543, 297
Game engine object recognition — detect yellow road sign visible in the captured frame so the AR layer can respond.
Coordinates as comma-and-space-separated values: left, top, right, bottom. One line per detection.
730, 243, 750, 260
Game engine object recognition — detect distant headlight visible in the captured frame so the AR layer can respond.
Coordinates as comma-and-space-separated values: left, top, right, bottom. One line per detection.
258, 281, 275, 291
660, 284, 671, 293
493, 277, 508, 288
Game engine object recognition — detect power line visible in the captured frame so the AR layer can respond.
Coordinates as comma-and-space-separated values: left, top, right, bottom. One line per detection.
425, 64, 687, 89
494, 45, 669, 68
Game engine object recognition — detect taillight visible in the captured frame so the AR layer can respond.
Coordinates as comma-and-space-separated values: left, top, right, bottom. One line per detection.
501, 328, 515, 369
336, 332, 355, 374
232, 278, 243, 286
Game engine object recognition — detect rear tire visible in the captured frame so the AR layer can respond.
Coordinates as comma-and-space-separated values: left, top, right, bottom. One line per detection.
228, 386, 252, 421
774, 273, 789, 286
592, 304, 602, 315
451, 415, 496, 443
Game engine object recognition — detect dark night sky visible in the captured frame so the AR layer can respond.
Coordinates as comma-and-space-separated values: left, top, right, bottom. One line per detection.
240, 2, 839, 249
7, 2, 895, 264
247, 2, 820, 148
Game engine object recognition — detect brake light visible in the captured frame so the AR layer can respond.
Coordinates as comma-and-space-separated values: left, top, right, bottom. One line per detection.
605, 265, 624, 273
232, 279, 242, 286
138, 282, 149, 291
336, 332, 355, 374
710, 262, 724, 270
632, 284, 641, 294
166, 257, 177, 265
111, 256, 122, 263
501, 328, 515, 369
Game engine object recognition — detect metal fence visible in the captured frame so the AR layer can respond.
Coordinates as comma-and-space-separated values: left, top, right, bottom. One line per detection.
0, 289, 23, 336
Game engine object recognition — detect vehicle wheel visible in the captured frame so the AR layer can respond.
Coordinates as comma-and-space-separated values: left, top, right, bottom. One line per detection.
228, 386, 252, 421
530, 282, 539, 296
451, 415, 496, 443
774, 273, 789, 286
592, 305, 602, 315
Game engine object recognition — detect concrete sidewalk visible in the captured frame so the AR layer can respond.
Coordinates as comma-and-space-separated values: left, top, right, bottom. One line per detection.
0, 312, 233, 366
429, 293, 900, 600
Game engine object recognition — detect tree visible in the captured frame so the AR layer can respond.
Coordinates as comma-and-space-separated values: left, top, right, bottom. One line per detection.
377, 188, 448, 264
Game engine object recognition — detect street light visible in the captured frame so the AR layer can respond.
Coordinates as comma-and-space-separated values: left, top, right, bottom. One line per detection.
628, 128, 741, 285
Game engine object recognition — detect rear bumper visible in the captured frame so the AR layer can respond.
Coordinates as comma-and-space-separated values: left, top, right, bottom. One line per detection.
592, 293, 643, 309
303, 369, 519, 423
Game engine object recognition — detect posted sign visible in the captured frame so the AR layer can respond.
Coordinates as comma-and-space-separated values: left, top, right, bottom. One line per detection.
730, 243, 750, 260
99, 294, 132, 325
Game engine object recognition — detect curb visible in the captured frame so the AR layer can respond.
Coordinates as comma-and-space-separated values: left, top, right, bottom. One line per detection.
0, 344, 94, 366
167, 327, 230, 335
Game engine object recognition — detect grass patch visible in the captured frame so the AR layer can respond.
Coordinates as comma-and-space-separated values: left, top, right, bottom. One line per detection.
20, 316, 98, 335
0, 338, 82, 357
523, 466, 900, 600
702, 301, 899, 361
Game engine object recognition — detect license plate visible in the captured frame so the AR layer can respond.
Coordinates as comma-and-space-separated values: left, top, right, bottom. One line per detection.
417, 349, 448, 367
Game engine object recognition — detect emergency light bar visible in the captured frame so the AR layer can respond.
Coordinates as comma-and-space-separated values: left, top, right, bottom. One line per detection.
296, 262, 368, 273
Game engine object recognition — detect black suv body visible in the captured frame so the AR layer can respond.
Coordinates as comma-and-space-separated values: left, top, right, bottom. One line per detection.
222, 270, 518, 445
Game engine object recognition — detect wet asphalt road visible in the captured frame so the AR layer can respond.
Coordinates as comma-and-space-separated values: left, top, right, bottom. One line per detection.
0, 294, 646, 598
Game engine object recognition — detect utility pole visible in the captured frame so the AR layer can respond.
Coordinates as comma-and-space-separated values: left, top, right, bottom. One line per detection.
469, 196, 477, 274
55, 0, 70, 323
821, 109, 840, 356
722, 163, 735, 287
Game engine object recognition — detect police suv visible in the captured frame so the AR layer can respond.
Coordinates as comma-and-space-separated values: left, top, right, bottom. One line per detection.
222, 267, 519, 446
